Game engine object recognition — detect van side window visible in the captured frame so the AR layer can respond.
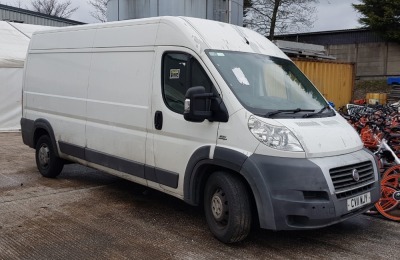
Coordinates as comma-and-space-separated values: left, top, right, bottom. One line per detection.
163, 53, 214, 114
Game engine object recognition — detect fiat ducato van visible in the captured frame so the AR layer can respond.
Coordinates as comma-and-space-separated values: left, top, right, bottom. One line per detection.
21, 17, 380, 243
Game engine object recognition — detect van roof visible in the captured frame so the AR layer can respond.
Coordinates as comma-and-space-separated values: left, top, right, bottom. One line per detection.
30, 16, 287, 59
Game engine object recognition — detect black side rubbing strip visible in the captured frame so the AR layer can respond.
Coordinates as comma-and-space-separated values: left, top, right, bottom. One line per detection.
144, 166, 158, 183
58, 141, 178, 188
155, 168, 179, 188
58, 141, 85, 160
85, 148, 145, 179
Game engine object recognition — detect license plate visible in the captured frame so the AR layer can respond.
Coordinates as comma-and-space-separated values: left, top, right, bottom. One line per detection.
347, 192, 371, 211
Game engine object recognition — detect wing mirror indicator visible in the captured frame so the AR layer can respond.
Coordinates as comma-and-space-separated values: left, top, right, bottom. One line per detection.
184, 99, 191, 114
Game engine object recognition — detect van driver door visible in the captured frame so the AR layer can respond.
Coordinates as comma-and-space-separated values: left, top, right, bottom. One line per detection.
147, 47, 220, 196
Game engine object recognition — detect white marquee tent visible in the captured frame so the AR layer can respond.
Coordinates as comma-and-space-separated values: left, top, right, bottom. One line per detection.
0, 21, 50, 131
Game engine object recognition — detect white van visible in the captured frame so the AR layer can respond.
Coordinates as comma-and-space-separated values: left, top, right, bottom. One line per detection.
21, 17, 380, 243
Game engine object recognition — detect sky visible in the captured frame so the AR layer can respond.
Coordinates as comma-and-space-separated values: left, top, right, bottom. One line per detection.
313, 0, 362, 32
1, 0, 363, 32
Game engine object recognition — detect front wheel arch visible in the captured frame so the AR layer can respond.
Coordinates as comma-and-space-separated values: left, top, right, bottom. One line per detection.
184, 147, 271, 229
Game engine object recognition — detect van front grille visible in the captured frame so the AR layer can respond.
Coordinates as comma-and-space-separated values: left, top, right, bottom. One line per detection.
329, 161, 375, 199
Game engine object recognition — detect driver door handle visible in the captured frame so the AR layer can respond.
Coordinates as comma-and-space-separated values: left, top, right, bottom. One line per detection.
154, 111, 163, 130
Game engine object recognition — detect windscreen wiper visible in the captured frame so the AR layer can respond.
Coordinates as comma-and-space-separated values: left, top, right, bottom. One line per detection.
265, 108, 314, 118
302, 105, 332, 118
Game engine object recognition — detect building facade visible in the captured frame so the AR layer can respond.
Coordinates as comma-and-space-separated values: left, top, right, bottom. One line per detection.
275, 29, 400, 80
0, 4, 84, 27
107, 0, 244, 25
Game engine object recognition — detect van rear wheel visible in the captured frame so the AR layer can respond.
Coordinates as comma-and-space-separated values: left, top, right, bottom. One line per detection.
35, 135, 64, 178
204, 172, 252, 243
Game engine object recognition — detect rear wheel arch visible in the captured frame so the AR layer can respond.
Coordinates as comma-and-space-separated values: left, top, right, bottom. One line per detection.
32, 119, 59, 157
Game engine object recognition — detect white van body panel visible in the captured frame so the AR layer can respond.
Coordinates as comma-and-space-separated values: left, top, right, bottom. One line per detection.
92, 21, 159, 48
216, 108, 262, 156
274, 115, 363, 158
24, 51, 90, 147
155, 17, 287, 58
86, 49, 154, 165
29, 28, 96, 50
180, 17, 286, 57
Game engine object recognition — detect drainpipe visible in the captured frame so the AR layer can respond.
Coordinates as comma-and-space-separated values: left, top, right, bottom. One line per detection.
228, 0, 231, 23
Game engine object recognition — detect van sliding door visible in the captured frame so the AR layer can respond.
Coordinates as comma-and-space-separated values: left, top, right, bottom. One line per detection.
85, 49, 154, 184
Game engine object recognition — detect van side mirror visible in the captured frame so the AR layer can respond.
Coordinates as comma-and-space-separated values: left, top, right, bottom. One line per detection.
184, 86, 212, 122
184, 86, 229, 123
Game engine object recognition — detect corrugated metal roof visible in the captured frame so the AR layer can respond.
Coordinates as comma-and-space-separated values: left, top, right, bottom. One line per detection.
275, 28, 384, 45
0, 4, 84, 26
107, 0, 244, 25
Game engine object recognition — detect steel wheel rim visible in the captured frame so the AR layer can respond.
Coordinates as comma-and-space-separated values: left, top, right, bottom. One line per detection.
38, 144, 50, 168
211, 188, 228, 225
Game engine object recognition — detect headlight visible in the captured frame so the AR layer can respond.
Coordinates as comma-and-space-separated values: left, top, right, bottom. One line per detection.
248, 116, 304, 152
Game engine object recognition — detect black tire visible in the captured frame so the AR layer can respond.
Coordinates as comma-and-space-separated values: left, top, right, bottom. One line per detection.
204, 171, 252, 243
35, 135, 64, 178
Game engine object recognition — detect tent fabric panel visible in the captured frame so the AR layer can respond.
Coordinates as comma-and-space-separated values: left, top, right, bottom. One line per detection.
0, 68, 23, 131
0, 21, 51, 67
0, 21, 30, 67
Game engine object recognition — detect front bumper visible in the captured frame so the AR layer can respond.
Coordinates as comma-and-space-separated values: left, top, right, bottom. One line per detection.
241, 149, 380, 230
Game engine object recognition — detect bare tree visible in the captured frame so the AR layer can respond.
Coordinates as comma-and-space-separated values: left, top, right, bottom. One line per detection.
30, 0, 78, 18
13, 0, 23, 8
244, 0, 319, 40
88, 0, 110, 23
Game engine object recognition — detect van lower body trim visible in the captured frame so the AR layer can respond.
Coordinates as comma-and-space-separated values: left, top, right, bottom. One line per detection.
144, 166, 179, 188
86, 148, 145, 179
58, 141, 179, 188
59, 141, 85, 160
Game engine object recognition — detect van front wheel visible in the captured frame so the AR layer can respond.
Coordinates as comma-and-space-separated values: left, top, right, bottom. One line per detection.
35, 135, 64, 178
204, 172, 252, 243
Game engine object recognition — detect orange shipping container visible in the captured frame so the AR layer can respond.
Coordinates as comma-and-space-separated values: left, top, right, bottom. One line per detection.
293, 59, 355, 109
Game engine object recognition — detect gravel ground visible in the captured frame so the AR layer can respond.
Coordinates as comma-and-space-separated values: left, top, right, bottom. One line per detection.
0, 132, 399, 260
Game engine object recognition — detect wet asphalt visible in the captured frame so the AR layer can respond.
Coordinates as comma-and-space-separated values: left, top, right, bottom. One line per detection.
0, 132, 399, 259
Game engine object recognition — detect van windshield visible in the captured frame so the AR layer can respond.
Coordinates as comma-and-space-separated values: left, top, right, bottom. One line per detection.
206, 50, 334, 118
